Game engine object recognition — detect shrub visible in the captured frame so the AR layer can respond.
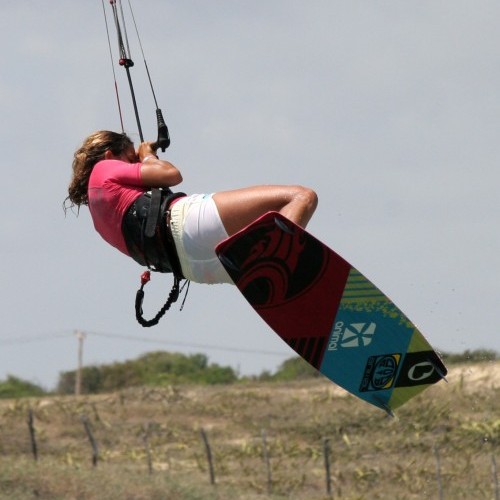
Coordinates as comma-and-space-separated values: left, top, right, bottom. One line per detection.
0, 375, 46, 399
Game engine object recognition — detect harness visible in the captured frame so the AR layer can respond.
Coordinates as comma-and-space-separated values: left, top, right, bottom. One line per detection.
122, 187, 188, 327
122, 188, 185, 274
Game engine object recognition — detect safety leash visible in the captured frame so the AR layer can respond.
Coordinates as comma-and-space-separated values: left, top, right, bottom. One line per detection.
135, 272, 190, 327
135, 272, 179, 327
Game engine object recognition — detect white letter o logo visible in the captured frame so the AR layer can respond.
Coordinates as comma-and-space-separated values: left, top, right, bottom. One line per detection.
408, 362, 434, 381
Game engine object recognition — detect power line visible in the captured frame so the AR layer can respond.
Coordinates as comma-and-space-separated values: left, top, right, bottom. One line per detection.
85, 330, 290, 357
0, 330, 290, 357
0, 332, 71, 345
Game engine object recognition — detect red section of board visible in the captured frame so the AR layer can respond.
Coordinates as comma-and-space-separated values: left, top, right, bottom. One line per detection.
216, 212, 351, 369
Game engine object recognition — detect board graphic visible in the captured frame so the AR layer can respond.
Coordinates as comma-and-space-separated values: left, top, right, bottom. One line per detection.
215, 212, 447, 414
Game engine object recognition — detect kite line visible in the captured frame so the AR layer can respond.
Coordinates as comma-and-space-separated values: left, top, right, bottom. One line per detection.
101, 0, 170, 151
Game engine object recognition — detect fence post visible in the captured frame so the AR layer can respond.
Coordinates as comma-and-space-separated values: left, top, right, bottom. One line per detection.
200, 428, 215, 485
81, 414, 99, 467
323, 437, 332, 497
261, 429, 272, 494
492, 454, 499, 500
27, 408, 38, 462
143, 423, 153, 475
433, 445, 444, 500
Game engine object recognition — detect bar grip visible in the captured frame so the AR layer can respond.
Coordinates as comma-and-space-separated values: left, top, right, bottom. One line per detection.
151, 108, 170, 152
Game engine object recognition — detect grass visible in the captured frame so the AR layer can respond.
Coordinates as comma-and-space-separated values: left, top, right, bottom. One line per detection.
0, 362, 498, 499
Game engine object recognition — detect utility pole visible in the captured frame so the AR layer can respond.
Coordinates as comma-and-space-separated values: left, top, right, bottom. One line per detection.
75, 330, 86, 396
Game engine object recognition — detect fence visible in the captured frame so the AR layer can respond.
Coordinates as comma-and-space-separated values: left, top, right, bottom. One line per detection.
0, 380, 498, 499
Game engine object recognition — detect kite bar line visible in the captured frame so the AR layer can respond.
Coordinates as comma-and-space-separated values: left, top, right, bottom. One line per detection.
101, 0, 125, 133
103, 0, 170, 151
108, 0, 144, 141
126, 0, 170, 151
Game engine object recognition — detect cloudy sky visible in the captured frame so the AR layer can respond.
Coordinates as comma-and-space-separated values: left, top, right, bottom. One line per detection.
1, 1, 499, 390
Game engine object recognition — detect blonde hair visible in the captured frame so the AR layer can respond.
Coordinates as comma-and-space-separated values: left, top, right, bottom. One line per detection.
64, 131, 133, 211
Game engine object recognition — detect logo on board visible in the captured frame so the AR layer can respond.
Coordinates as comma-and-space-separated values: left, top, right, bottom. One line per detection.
360, 353, 401, 392
395, 352, 443, 387
328, 321, 376, 351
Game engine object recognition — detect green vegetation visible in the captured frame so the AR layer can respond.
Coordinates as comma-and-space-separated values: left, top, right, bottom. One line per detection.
258, 356, 321, 381
0, 376, 45, 399
440, 348, 498, 364
57, 351, 238, 394
1, 349, 498, 399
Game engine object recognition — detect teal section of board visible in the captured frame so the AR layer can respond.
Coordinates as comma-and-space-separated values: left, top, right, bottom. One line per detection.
216, 212, 447, 414
320, 276, 414, 411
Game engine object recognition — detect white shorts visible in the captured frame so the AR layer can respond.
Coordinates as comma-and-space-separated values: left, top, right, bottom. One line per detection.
169, 194, 233, 284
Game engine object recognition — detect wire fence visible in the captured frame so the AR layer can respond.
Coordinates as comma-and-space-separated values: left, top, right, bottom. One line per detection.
0, 385, 497, 499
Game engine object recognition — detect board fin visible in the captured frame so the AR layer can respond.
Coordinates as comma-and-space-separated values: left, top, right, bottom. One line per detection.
428, 357, 448, 383
218, 254, 239, 272
274, 216, 295, 234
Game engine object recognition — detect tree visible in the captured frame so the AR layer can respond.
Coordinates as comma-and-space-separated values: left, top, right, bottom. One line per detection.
0, 375, 46, 399
268, 357, 321, 381
56, 351, 238, 394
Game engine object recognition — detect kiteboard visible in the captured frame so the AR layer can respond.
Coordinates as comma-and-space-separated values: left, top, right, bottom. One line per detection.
215, 211, 447, 415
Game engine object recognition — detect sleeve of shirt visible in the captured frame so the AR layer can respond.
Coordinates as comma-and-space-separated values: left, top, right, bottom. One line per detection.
109, 160, 143, 187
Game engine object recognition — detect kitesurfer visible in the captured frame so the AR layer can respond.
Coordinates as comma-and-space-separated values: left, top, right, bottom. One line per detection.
65, 130, 318, 285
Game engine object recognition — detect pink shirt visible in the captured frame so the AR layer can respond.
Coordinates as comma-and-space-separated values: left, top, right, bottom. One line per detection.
88, 159, 145, 256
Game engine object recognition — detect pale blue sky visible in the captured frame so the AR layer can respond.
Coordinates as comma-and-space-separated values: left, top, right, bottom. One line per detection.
1, 1, 499, 390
